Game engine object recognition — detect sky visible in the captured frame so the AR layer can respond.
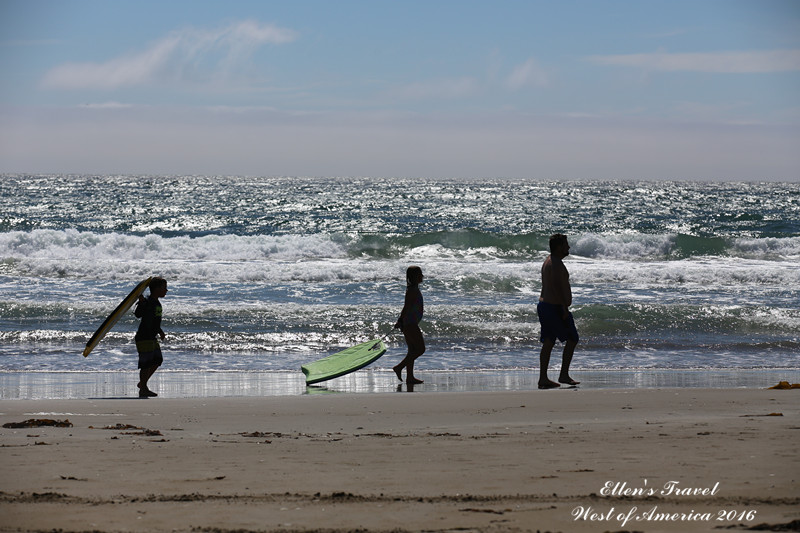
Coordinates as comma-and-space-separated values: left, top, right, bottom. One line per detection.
1, 0, 798, 180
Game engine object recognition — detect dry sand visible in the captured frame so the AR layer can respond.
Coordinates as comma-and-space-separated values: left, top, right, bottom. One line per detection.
1, 388, 798, 532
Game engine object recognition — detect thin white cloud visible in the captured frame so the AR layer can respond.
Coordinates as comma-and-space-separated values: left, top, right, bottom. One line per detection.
506, 57, 550, 90
588, 49, 800, 73
79, 102, 135, 109
42, 20, 298, 90
389, 57, 552, 101
389, 77, 479, 100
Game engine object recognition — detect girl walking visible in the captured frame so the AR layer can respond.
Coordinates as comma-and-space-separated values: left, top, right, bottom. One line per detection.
393, 266, 426, 384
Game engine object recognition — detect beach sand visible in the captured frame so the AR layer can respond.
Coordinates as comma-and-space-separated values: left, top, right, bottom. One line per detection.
1, 388, 798, 532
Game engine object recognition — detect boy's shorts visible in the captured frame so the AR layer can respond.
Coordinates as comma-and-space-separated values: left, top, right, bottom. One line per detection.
136, 340, 163, 369
537, 302, 579, 343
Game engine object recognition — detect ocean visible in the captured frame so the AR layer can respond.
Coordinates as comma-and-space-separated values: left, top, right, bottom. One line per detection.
1, 175, 799, 397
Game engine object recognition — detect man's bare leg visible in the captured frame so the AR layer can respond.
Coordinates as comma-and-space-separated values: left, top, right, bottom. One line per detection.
558, 339, 580, 385
539, 339, 560, 389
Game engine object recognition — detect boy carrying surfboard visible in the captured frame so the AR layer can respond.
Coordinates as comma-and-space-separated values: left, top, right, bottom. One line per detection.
134, 277, 168, 398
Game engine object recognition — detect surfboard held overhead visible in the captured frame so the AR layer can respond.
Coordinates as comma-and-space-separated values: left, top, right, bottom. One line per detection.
301, 339, 387, 385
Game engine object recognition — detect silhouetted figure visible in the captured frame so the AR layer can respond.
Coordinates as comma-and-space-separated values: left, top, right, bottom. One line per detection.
537, 235, 580, 389
393, 266, 426, 385
134, 277, 168, 397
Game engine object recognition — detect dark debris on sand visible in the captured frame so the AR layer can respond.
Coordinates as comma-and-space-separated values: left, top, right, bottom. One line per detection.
716, 519, 800, 531
3, 418, 73, 428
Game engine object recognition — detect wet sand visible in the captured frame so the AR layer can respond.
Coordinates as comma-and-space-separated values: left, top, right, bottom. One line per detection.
3, 368, 800, 399
1, 388, 798, 532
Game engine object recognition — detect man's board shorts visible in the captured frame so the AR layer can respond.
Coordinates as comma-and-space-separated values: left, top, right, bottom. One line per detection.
136, 339, 163, 369
537, 302, 579, 343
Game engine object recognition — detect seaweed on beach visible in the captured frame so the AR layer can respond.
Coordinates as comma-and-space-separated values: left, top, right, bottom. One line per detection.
768, 381, 800, 390
122, 429, 163, 436
88, 423, 162, 436
89, 423, 143, 430
2, 418, 73, 428
239, 431, 281, 438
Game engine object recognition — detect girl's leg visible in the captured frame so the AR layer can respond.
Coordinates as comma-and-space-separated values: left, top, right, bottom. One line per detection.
406, 359, 423, 384
138, 366, 158, 396
403, 325, 425, 384
392, 362, 404, 381
394, 324, 425, 382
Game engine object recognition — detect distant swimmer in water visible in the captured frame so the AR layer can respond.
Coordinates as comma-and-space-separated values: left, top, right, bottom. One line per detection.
134, 277, 168, 398
393, 266, 426, 385
537, 234, 580, 389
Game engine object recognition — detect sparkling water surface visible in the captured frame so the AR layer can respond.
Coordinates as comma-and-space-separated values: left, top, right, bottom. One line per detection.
2, 175, 799, 386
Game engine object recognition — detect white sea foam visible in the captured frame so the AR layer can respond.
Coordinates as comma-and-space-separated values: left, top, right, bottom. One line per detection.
2, 178, 799, 376
2, 230, 799, 306
0, 229, 349, 262
733, 237, 800, 259
572, 233, 675, 259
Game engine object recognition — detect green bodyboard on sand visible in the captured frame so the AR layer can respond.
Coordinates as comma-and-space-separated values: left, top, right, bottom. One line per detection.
301, 339, 387, 385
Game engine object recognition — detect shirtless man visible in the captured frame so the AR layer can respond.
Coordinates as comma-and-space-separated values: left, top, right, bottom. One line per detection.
537, 234, 580, 389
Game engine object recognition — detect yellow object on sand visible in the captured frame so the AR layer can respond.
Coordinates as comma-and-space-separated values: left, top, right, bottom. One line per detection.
767, 381, 800, 389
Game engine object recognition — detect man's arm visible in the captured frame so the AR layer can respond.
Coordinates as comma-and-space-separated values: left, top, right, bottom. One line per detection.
558, 262, 572, 308
550, 260, 572, 318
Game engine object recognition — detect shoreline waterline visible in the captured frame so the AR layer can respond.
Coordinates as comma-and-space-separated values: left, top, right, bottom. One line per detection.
1, 368, 798, 399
